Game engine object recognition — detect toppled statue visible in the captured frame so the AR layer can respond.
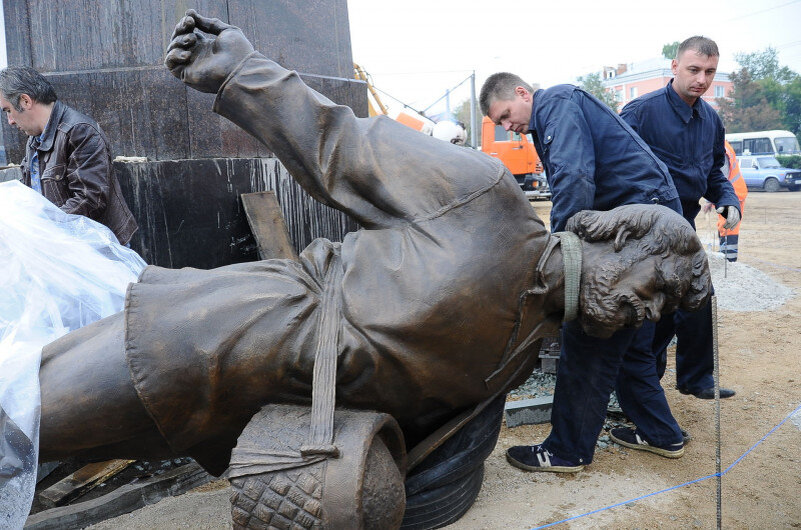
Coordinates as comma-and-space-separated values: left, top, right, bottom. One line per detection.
35, 11, 710, 529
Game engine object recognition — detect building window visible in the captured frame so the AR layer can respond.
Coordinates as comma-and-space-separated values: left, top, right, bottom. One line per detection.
715, 85, 725, 98
629, 86, 638, 99
615, 89, 623, 102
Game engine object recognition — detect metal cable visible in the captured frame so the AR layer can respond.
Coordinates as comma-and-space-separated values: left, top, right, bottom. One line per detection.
711, 294, 723, 529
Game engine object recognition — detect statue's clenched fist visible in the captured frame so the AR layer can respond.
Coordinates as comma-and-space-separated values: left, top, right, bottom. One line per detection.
164, 9, 254, 93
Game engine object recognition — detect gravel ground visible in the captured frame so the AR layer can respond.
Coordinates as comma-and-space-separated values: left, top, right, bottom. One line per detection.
703, 249, 794, 311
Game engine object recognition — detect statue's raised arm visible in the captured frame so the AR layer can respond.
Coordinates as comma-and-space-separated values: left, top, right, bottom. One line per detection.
165, 11, 504, 230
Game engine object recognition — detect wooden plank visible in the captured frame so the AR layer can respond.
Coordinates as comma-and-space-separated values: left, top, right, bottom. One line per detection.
25, 463, 213, 530
241, 191, 299, 260
37, 459, 135, 508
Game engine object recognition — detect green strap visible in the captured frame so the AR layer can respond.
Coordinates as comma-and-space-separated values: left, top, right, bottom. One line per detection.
553, 231, 582, 322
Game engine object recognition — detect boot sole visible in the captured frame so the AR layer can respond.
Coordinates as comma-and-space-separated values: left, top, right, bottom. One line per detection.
610, 433, 684, 458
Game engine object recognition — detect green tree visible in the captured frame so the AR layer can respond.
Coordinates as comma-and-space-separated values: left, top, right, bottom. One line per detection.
717, 48, 801, 138
717, 68, 783, 132
782, 77, 801, 136
452, 99, 477, 145
577, 72, 618, 112
662, 41, 680, 60
734, 48, 796, 83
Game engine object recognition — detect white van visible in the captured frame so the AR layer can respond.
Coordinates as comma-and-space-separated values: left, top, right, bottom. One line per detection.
725, 130, 801, 157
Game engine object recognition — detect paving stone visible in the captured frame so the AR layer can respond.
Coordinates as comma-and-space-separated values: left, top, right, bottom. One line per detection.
504, 396, 553, 427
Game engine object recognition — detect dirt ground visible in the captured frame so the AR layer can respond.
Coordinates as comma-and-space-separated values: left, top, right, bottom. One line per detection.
88, 191, 801, 529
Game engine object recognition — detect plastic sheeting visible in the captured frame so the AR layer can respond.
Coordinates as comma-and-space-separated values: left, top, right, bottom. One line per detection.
0, 180, 145, 528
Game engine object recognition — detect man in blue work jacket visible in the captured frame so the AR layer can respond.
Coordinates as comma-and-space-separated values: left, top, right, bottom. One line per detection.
480, 74, 688, 472
621, 36, 740, 401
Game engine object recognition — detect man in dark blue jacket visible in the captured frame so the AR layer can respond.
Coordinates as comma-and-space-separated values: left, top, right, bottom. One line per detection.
621, 36, 740, 400
481, 75, 688, 472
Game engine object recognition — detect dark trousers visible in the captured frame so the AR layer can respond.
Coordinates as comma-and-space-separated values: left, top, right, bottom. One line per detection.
654, 289, 714, 393
544, 320, 681, 464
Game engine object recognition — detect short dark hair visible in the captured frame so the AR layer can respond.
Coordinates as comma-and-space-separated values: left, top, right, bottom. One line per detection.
677, 36, 719, 59
0, 66, 58, 111
479, 72, 533, 116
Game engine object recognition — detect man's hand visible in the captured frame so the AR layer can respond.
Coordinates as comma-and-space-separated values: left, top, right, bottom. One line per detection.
164, 10, 254, 94
716, 206, 741, 230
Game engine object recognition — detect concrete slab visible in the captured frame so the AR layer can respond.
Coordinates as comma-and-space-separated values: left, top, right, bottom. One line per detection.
504, 396, 553, 428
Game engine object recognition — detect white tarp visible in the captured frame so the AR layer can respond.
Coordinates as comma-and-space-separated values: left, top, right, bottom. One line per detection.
0, 180, 145, 528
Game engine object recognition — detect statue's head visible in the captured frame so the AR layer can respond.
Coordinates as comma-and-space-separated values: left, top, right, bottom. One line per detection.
567, 204, 711, 338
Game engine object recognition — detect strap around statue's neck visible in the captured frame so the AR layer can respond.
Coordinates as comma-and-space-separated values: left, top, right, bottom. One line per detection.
552, 231, 582, 322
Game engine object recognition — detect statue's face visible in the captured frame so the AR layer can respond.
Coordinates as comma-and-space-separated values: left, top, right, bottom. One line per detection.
578, 246, 680, 339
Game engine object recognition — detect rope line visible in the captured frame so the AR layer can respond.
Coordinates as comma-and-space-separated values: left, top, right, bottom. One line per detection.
528, 402, 801, 529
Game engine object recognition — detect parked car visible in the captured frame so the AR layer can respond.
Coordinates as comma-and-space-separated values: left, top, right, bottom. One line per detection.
738, 155, 801, 192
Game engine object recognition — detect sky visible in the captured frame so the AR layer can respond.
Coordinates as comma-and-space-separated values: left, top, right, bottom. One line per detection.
346, 0, 801, 118
0, 1, 798, 120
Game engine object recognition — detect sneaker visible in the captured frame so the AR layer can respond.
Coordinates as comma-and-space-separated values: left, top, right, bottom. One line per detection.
609, 427, 684, 458
505, 444, 584, 473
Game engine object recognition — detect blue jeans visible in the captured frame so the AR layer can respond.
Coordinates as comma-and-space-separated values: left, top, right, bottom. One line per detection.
543, 320, 682, 464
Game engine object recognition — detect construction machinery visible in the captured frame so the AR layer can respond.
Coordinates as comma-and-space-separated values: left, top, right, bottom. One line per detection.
354, 63, 465, 144
480, 116, 550, 199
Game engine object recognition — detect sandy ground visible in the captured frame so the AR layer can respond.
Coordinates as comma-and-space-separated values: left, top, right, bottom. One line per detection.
87, 191, 801, 529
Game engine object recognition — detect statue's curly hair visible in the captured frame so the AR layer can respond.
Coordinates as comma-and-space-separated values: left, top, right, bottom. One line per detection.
566, 204, 711, 336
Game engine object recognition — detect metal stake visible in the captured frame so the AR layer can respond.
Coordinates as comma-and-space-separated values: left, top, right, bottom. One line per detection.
711, 294, 722, 529
723, 234, 728, 278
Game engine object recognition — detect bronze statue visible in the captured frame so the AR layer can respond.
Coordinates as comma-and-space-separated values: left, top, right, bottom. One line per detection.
35, 11, 710, 528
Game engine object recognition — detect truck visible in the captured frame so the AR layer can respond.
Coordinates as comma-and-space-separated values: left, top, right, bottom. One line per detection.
480, 116, 550, 199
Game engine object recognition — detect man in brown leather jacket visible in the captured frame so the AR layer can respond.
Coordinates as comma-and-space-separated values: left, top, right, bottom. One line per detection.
0, 66, 137, 245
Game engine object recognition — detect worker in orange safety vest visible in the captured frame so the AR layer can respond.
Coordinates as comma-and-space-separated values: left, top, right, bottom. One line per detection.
705, 140, 748, 261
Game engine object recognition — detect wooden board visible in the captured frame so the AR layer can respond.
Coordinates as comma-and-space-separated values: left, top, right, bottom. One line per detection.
38, 459, 136, 508
25, 463, 213, 529
241, 191, 299, 260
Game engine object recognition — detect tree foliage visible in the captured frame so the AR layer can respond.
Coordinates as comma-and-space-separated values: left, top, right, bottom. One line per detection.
717, 68, 783, 132
777, 154, 801, 169
717, 47, 801, 138
734, 48, 796, 83
452, 99, 477, 144
578, 72, 619, 112
662, 41, 680, 60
